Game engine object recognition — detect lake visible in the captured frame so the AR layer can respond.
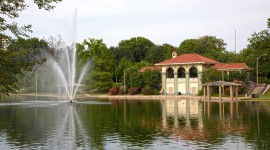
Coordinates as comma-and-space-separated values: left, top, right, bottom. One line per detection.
0, 95, 270, 149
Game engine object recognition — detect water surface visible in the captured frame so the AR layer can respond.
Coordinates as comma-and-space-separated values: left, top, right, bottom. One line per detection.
0, 96, 270, 149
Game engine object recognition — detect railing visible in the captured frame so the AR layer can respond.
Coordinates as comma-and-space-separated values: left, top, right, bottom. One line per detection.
261, 84, 270, 95
245, 81, 255, 97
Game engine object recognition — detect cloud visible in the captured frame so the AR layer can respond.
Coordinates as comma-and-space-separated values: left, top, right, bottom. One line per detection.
13, 0, 270, 52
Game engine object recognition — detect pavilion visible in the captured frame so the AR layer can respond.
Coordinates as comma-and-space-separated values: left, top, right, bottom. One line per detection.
153, 52, 251, 95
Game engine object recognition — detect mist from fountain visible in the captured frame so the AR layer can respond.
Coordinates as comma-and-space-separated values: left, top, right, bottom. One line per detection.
48, 8, 89, 103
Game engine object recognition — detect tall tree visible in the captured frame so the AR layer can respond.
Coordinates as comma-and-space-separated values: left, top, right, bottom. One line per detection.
118, 37, 155, 62
1, 38, 49, 95
240, 29, 270, 81
77, 38, 115, 92
0, 0, 62, 95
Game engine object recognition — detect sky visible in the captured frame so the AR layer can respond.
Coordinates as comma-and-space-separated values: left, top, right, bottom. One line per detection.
16, 0, 270, 52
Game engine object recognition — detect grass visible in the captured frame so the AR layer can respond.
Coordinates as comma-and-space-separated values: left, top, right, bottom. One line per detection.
242, 89, 270, 101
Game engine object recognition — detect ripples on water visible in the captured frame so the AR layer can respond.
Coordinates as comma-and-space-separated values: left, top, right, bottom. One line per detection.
0, 96, 270, 149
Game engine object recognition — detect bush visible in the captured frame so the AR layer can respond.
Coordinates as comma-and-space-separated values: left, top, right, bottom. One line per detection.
197, 89, 203, 96
142, 86, 153, 95
109, 86, 119, 95
153, 89, 160, 95
128, 87, 138, 95
118, 87, 125, 95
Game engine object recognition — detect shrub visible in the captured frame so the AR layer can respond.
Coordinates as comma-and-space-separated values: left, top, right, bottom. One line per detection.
109, 86, 119, 95
142, 86, 153, 95
128, 87, 138, 95
118, 87, 125, 95
153, 89, 160, 95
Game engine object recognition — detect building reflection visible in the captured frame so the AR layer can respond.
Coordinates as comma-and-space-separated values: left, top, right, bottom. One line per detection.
160, 99, 245, 141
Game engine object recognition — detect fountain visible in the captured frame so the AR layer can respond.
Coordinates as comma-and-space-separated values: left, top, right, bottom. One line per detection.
48, 9, 90, 103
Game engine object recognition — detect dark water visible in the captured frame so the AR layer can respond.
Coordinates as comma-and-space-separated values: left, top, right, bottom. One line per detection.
0, 96, 270, 150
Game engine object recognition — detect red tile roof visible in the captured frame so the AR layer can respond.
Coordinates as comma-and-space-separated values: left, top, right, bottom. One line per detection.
139, 66, 161, 72
213, 63, 252, 71
155, 53, 218, 65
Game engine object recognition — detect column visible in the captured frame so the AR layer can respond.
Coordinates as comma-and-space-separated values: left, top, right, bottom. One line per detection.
185, 70, 189, 95
230, 85, 233, 101
207, 86, 211, 101
174, 71, 178, 95
174, 99, 178, 127
203, 86, 206, 100
198, 71, 203, 91
219, 85, 222, 101
162, 72, 166, 94
235, 86, 238, 101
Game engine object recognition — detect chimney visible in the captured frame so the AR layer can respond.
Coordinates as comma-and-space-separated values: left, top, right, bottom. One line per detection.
172, 51, 178, 58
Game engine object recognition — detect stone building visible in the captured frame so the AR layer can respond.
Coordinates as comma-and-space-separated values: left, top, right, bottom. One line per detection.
153, 52, 251, 95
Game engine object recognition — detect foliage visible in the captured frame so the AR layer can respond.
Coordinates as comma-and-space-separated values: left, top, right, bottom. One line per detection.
77, 38, 115, 93
128, 87, 138, 95
143, 69, 161, 89
153, 89, 160, 95
145, 45, 165, 64
109, 86, 120, 95
87, 71, 113, 93
0, 38, 49, 95
127, 70, 144, 90
141, 86, 153, 95
117, 37, 155, 62
118, 87, 125, 95
0, 0, 62, 95
240, 29, 270, 81
202, 68, 222, 83
178, 36, 227, 62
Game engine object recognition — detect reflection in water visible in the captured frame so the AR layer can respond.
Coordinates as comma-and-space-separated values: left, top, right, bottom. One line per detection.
1, 96, 270, 149
160, 99, 253, 147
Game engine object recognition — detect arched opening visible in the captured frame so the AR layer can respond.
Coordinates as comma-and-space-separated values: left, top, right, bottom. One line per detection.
166, 68, 174, 78
189, 67, 198, 78
177, 67, 185, 78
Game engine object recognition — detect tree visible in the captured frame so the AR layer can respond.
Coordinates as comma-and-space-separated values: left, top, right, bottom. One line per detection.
240, 29, 270, 81
0, 38, 49, 95
267, 18, 270, 28
143, 69, 160, 89
178, 39, 199, 54
145, 46, 165, 64
0, 0, 62, 95
178, 36, 227, 62
202, 68, 222, 83
118, 37, 155, 62
77, 38, 115, 93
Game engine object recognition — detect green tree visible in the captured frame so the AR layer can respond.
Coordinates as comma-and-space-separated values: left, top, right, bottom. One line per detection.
178, 36, 227, 62
162, 44, 177, 60
240, 29, 270, 81
118, 37, 155, 62
0, 0, 62, 95
145, 44, 177, 63
0, 38, 49, 95
178, 39, 199, 54
143, 69, 160, 89
77, 38, 115, 93
202, 68, 222, 83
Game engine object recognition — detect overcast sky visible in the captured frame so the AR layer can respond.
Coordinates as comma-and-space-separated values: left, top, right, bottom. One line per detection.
16, 0, 270, 52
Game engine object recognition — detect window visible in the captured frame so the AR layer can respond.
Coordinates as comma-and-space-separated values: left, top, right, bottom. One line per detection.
189, 67, 198, 78
166, 68, 174, 78
177, 67, 185, 78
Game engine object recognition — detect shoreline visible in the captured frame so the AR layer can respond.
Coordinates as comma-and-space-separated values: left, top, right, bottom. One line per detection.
11, 93, 247, 102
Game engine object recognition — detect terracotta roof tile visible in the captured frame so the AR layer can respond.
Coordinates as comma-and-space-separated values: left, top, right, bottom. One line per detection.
213, 63, 252, 70
155, 53, 218, 65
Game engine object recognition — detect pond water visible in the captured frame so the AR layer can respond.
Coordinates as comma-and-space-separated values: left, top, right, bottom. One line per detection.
0, 95, 270, 150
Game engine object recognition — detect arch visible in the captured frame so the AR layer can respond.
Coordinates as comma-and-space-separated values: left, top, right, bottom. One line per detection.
189, 67, 198, 78
166, 67, 174, 78
177, 67, 185, 78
